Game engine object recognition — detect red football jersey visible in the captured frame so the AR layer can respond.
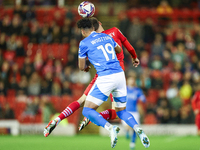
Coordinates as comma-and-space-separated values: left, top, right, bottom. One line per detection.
102, 27, 127, 62
192, 91, 200, 112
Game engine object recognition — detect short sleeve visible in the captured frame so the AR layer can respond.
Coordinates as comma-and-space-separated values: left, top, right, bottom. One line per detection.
78, 41, 88, 58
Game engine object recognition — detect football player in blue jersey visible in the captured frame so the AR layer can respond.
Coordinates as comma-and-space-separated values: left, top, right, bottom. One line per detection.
77, 18, 150, 149
122, 74, 146, 150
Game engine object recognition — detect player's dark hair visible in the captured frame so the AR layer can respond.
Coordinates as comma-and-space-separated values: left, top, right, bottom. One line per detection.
77, 18, 93, 29
90, 17, 99, 31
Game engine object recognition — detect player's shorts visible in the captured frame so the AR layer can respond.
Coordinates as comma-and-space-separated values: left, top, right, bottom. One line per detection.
86, 71, 127, 108
84, 60, 125, 100
196, 114, 200, 130
122, 112, 140, 126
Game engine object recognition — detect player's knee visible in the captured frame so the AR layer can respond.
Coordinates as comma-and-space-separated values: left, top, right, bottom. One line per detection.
77, 94, 86, 106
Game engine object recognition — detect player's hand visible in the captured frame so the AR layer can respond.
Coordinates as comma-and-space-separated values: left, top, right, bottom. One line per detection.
84, 66, 91, 72
132, 58, 140, 67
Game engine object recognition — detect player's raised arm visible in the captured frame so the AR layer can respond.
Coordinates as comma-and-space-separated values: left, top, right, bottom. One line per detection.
116, 27, 140, 67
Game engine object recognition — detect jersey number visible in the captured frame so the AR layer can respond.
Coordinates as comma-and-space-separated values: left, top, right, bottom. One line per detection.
97, 43, 115, 61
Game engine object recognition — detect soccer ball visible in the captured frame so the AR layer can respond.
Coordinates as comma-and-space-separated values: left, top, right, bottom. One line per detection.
78, 1, 95, 18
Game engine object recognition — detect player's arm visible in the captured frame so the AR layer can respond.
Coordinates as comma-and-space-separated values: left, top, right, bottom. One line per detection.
115, 44, 121, 53
116, 27, 139, 67
78, 42, 91, 72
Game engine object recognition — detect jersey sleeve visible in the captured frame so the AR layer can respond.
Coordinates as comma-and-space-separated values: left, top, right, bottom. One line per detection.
116, 27, 137, 59
78, 41, 88, 58
116, 27, 127, 43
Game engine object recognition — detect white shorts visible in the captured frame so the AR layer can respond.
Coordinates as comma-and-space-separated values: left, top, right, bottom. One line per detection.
86, 71, 127, 108
122, 112, 140, 126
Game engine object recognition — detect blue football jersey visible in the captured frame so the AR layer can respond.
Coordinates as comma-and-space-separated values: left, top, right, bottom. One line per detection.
126, 86, 146, 112
78, 31, 123, 76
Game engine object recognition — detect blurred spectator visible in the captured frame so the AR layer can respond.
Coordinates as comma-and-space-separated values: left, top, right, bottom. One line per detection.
27, 72, 41, 95
3, 103, 15, 119
0, 80, 7, 95
0, 33, 7, 50
16, 39, 26, 56
172, 43, 187, 65
0, 15, 11, 35
156, 0, 173, 15
17, 75, 28, 96
41, 95, 55, 123
40, 79, 51, 95
33, 52, 43, 71
62, 80, 72, 95
52, 25, 61, 43
9, 63, 21, 88
179, 81, 193, 104
7, 34, 17, 51
126, 17, 143, 46
118, 11, 130, 37
0, 61, 10, 88
23, 96, 40, 116
149, 55, 163, 70
29, 21, 40, 43
151, 70, 163, 89
21, 57, 34, 80
13, 5, 23, 18
39, 27, 52, 43
143, 18, 155, 43
10, 14, 22, 35
54, 10, 64, 27
21, 20, 29, 36
61, 25, 71, 43
151, 34, 165, 57
173, 30, 185, 46
51, 80, 62, 96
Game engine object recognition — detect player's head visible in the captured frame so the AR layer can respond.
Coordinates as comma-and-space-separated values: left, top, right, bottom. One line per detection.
90, 17, 104, 33
77, 18, 94, 37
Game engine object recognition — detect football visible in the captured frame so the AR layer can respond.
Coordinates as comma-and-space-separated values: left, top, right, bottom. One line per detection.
78, 1, 95, 18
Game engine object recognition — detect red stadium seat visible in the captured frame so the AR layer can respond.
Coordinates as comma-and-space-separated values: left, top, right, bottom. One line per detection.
15, 57, 25, 69
144, 114, 157, 124
6, 95, 16, 109
3, 51, 16, 61
0, 95, 6, 106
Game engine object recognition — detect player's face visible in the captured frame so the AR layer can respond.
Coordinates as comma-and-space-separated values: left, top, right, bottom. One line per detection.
127, 77, 135, 87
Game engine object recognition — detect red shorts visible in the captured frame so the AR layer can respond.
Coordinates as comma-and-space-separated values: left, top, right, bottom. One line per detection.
196, 114, 200, 130
83, 61, 124, 102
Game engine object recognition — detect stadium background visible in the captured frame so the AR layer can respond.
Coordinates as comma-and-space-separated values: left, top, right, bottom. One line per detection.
0, 0, 200, 149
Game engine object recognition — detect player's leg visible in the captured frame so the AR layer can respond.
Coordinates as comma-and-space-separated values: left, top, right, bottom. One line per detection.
82, 75, 120, 148
113, 72, 150, 148
82, 100, 120, 148
44, 74, 99, 137
129, 112, 140, 150
43, 94, 85, 137
79, 108, 117, 131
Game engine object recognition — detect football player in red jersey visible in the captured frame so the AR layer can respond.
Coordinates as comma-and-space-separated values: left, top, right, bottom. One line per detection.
44, 17, 139, 137
192, 83, 200, 136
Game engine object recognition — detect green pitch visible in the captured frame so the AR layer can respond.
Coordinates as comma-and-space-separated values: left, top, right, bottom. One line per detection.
0, 135, 199, 150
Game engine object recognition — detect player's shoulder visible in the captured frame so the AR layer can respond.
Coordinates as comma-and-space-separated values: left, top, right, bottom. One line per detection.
104, 27, 119, 32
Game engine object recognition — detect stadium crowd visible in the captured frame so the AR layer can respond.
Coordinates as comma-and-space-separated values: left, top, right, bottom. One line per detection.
0, 2, 198, 125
